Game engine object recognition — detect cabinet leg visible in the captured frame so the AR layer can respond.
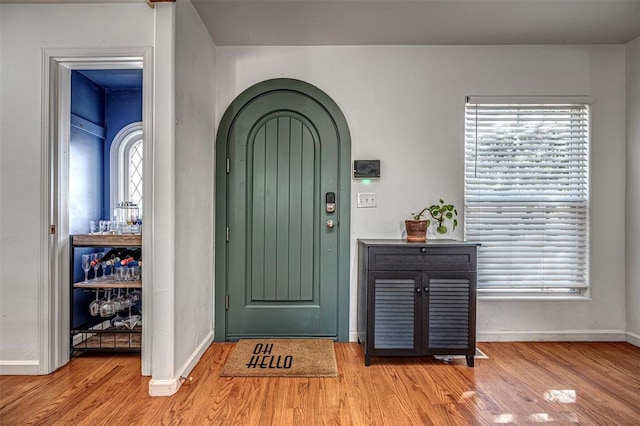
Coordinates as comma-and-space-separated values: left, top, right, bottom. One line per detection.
365, 354, 371, 366
466, 355, 474, 367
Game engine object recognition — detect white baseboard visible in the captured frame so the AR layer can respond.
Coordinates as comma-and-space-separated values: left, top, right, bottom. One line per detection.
148, 330, 214, 397
176, 330, 214, 381
626, 331, 640, 347
0, 360, 40, 375
349, 330, 358, 342
148, 378, 181, 397
477, 330, 627, 342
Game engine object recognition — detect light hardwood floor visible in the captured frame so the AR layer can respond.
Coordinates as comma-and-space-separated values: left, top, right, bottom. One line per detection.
1, 342, 639, 425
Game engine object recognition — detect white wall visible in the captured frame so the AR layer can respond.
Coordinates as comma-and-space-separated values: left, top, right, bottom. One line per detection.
173, 0, 216, 379
626, 36, 640, 346
146, 0, 218, 396
149, 1, 177, 390
216, 45, 628, 342
0, 3, 155, 374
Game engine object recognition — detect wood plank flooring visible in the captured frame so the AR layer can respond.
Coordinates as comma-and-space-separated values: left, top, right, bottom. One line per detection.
1, 342, 639, 425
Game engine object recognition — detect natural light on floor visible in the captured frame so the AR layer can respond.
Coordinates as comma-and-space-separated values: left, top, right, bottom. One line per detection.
493, 390, 577, 423
544, 389, 577, 403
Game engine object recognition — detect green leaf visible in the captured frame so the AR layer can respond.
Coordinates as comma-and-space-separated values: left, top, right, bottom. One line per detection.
439, 198, 444, 204
437, 226, 447, 234
446, 212, 453, 219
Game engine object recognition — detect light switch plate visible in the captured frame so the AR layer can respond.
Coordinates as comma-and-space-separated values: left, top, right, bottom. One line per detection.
357, 192, 377, 208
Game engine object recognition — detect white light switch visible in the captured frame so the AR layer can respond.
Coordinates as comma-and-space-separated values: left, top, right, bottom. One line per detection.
357, 192, 377, 208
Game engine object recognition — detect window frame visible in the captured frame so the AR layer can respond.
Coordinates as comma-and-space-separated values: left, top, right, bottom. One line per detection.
463, 96, 592, 299
109, 121, 143, 219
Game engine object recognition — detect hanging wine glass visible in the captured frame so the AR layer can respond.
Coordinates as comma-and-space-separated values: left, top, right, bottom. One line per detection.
112, 296, 125, 328
122, 288, 137, 329
81, 254, 91, 283
89, 289, 102, 316
130, 289, 142, 304
114, 288, 126, 312
100, 289, 117, 317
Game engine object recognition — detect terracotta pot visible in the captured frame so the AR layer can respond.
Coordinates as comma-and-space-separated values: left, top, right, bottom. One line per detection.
405, 220, 428, 242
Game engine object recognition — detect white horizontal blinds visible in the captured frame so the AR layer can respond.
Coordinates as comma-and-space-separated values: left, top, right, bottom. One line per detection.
464, 102, 589, 294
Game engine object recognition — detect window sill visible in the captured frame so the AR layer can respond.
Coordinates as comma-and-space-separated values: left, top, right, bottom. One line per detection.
478, 294, 591, 302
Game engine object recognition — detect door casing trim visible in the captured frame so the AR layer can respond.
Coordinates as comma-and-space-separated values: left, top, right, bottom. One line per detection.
214, 78, 351, 342
42, 47, 153, 375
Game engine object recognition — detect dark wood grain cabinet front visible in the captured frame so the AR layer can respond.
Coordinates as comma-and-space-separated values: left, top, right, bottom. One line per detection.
357, 239, 479, 367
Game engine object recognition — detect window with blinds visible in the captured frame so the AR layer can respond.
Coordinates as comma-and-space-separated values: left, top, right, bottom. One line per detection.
464, 98, 590, 296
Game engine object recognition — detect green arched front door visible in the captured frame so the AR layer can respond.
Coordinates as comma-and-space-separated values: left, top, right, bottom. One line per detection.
215, 79, 351, 341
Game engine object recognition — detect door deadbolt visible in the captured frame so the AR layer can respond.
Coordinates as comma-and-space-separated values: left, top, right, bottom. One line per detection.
326, 192, 336, 213
326, 220, 335, 229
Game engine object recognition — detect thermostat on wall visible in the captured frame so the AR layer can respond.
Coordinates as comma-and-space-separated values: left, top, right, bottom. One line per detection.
353, 160, 380, 179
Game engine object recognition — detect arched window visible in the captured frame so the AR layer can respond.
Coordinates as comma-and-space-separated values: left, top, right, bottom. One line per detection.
110, 122, 143, 217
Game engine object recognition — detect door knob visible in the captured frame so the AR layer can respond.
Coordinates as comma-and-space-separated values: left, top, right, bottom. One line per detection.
326, 220, 335, 229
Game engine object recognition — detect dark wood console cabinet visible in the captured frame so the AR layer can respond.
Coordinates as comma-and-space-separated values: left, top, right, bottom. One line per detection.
357, 239, 480, 367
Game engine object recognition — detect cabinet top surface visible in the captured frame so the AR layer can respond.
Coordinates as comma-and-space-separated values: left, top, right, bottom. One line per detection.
357, 239, 480, 247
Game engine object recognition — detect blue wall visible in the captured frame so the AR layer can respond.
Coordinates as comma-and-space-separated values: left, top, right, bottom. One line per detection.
71, 72, 105, 124
104, 88, 143, 217
70, 72, 106, 326
70, 71, 105, 238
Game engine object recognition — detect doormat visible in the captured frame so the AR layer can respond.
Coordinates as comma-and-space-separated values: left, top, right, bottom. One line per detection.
220, 339, 338, 377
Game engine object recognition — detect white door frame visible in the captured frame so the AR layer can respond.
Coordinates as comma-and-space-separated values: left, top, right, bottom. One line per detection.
42, 47, 153, 375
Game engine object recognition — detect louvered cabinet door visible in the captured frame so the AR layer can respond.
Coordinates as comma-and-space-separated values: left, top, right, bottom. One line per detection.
369, 271, 422, 358
424, 277, 474, 354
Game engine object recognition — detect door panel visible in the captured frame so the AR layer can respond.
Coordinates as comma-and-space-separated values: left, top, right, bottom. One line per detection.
250, 117, 316, 302
226, 90, 341, 339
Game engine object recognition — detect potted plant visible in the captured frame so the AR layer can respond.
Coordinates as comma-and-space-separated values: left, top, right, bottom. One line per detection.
405, 199, 458, 242
427, 198, 458, 236
405, 208, 430, 242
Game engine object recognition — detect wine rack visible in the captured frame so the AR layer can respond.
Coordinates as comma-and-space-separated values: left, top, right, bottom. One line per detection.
70, 234, 142, 354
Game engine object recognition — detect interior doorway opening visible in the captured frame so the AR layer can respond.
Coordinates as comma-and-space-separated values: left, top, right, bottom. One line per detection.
43, 49, 152, 375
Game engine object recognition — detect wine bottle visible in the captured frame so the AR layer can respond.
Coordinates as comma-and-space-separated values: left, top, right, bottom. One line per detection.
120, 248, 142, 265
90, 248, 123, 267
104, 248, 134, 266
